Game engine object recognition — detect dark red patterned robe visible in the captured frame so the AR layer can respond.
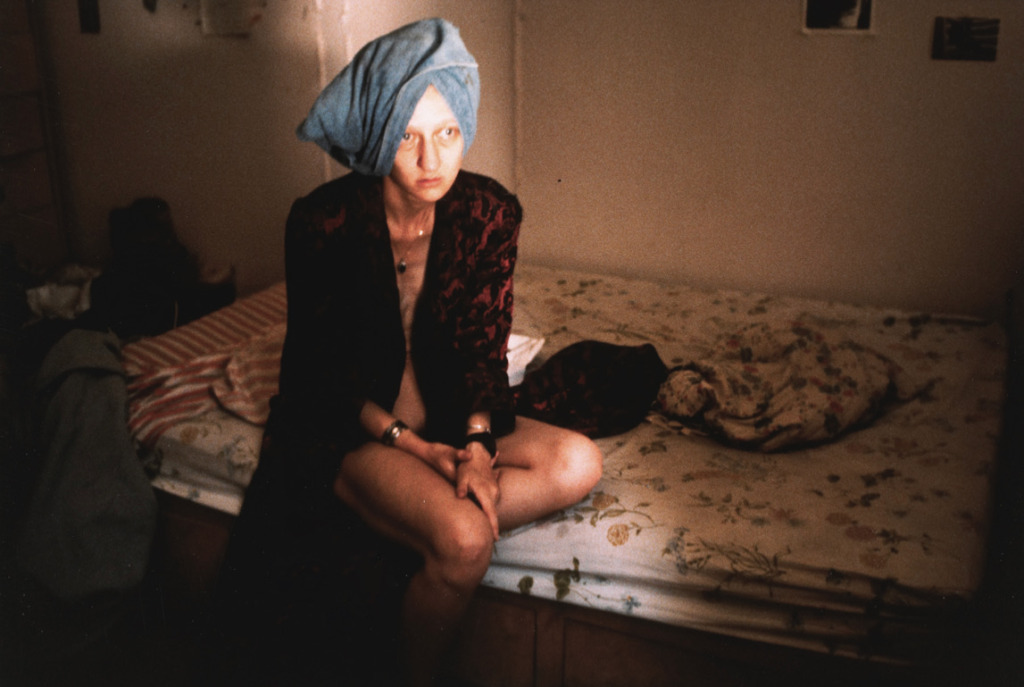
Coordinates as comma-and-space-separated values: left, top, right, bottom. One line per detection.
209, 173, 522, 680
266, 169, 521, 493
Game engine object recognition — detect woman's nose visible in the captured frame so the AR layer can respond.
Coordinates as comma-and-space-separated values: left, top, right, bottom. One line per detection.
420, 140, 440, 171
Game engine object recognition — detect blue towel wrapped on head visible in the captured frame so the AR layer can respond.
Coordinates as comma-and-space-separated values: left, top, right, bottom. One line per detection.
297, 17, 480, 177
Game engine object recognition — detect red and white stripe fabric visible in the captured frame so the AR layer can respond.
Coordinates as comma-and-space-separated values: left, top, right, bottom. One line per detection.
122, 282, 287, 448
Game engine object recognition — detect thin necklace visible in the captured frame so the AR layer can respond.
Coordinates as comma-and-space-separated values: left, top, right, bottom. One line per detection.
395, 228, 425, 274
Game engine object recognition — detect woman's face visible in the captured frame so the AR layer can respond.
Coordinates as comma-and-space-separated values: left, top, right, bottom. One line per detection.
387, 85, 464, 206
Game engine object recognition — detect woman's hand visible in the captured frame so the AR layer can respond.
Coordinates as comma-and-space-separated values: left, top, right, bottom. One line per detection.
456, 444, 501, 539
361, 403, 467, 481
417, 441, 466, 483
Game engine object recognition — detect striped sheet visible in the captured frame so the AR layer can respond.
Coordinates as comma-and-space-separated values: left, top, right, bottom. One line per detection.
122, 283, 286, 373
210, 324, 286, 424
123, 283, 287, 447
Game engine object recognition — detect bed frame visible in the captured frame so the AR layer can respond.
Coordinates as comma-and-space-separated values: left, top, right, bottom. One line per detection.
443, 585, 952, 687
150, 482, 1017, 687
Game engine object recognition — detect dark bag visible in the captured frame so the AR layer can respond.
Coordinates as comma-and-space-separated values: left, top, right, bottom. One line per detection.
514, 340, 668, 438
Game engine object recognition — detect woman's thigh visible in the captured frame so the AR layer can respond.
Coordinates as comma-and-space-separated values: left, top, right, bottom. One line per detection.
495, 416, 601, 473
491, 416, 603, 528
334, 443, 491, 558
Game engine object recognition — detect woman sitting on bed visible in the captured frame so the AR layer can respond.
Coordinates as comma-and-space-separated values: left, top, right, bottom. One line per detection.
215, 18, 602, 687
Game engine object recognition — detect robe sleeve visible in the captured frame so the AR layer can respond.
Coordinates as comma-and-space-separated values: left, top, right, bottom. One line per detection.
276, 192, 368, 443
448, 182, 522, 429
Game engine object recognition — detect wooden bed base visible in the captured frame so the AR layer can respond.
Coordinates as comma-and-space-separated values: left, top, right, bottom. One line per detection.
150, 491, 235, 624
150, 490, 975, 687
442, 586, 956, 687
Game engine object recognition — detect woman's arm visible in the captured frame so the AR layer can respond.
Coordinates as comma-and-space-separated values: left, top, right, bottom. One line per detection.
358, 399, 468, 483
456, 409, 501, 538
446, 179, 522, 537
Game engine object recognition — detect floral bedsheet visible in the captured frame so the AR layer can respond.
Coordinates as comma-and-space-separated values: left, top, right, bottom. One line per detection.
485, 264, 1006, 660
145, 409, 262, 515
135, 262, 1006, 659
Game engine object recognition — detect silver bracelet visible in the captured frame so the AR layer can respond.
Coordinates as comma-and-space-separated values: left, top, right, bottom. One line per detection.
381, 419, 408, 446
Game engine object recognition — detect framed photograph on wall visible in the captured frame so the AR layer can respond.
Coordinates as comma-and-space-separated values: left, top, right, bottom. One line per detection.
804, 0, 873, 32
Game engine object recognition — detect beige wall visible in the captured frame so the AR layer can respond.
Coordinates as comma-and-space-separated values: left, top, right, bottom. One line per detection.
38, 1, 1024, 315
38, 1, 516, 295
515, 0, 1024, 315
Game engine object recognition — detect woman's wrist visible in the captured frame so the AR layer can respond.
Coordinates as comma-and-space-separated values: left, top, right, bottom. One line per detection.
464, 411, 496, 462
380, 417, 418, 451
463, 432, 497, 464
465, 412, 492, 438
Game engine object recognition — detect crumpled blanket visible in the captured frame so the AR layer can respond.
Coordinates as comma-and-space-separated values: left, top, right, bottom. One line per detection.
653, 321, 926, 450
209, 324, 287, 425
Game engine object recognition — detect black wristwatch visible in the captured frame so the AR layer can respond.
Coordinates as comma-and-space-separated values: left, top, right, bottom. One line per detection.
464, 431, 497, 459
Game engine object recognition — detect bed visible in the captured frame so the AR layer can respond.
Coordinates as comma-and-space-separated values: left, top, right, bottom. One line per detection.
120, 263, 1010, 686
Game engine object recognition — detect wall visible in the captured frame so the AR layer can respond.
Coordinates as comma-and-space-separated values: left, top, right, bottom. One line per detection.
515, 0, 1024, 316
38, 0, 516, 295
37, 1, 1024, 315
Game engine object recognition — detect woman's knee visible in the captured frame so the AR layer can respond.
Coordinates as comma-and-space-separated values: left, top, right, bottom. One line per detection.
331, 444, 374, 505
428, 510, 494, 589
554, 432, 604, 500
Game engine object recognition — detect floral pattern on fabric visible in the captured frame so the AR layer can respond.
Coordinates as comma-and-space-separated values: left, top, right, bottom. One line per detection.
654, 321, 927, 450
139, 263, 1007, 661
482, 264, 1006, 661
145, 410, 262, 514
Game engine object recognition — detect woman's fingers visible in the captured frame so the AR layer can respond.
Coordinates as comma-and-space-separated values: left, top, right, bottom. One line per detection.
470, 481, 500, 540
456, 461, 501, 539
424, 443, 461, 481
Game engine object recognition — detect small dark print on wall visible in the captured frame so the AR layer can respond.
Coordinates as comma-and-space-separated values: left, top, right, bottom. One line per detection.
805, 0, 873, 31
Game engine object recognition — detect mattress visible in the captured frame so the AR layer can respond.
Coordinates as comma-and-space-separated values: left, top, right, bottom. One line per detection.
122, 283, 286, 513
122, 263, 1007, 660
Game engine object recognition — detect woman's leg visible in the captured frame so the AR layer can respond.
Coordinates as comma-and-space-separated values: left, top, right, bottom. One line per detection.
332, 418, 602, 684
334, 444, 494, 686
493, 416, 604, 531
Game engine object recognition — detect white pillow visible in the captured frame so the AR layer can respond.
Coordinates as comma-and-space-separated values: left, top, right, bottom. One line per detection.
507, 333, 545, 386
